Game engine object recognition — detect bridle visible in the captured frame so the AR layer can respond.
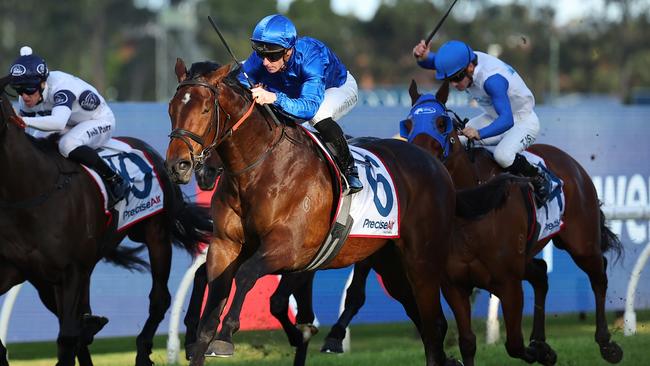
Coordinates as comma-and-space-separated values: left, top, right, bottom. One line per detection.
168, 77, 282, 175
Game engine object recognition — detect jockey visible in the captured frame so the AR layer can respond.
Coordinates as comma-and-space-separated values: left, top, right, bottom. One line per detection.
8, 46, 130, 207
238, 14, 362, 195
413, 39, 550, 204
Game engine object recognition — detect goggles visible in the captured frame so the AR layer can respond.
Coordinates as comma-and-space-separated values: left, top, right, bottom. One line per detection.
447, 68, 468, 83
13, 85, 40, 95
252, 42, 286, 62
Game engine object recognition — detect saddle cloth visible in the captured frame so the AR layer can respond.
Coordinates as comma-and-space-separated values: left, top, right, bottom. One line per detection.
81, 138, 164, 232
521, 151, 565, 241
302, 127, 400, 238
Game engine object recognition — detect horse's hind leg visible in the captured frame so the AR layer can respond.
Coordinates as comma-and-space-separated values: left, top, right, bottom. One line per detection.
269, 272, 315, 348
268, 271, 316, 366
321, 259, 372, 354
136, 219, 173, 366
524, 258, 557, 365
0, 263, 25, 366
569, 251, 622, 363
496, 281, 537, 363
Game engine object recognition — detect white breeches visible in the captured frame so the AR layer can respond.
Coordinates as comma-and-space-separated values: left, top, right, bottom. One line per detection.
460, 110, 540, 168
309, 71, 358, 126
58, 113, 116, 157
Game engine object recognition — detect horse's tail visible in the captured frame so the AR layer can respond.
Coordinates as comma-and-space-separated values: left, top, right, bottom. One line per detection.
103, 244, 151, 272
455, 173, 530, 219
171, 198, 213, 255
599, 205, 624, 263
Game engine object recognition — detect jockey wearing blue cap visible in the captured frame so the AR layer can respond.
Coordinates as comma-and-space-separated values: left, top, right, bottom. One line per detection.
238, 14, 362, 195
413, 39, 550, 203
8, 46, 130, 207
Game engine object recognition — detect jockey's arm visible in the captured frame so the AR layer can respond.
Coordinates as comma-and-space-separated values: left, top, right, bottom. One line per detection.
477, 74, 514, 139
273, 58, 325, 120
22, 105, 71, 131
416, 51, 436, 70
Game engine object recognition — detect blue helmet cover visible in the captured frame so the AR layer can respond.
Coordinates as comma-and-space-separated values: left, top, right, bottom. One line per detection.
9, 47, 49, 87
434, 40, 475, 80
399, 94, 453, 157
251, 14, 297, 49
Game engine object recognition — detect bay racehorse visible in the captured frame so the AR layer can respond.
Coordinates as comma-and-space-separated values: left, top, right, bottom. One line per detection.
402, 80, 623, 364
0, 75, 212, 366
166, 59, 460, 366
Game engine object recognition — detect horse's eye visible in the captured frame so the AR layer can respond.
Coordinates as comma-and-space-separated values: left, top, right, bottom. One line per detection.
202, 107, 210, 114
450, 137, 455, 144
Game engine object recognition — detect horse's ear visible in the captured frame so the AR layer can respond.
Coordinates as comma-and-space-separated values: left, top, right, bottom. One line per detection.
408, 79, 421, 106
175, 58, 188, 83
436, 81, 450, 104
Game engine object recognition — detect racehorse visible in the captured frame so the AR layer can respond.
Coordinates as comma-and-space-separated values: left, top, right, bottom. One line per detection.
401, 80, 623, 364
166, 59, 462, 366
0, 75, 212, 366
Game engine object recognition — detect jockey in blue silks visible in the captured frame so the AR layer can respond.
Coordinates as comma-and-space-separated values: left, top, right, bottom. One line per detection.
238, 14, 362, 195
8, 46, 130, 207
412, 39, 550, 203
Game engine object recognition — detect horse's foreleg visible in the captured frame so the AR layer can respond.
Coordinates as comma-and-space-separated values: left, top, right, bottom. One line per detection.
0, 262, 25, 366
190, 241, 239, 366
184, 262, 208, 360
54, 268, 88, 366
524, 258, 557, 365
322, 259, 372, 354
571, 254, 622, 363
136, 225, 172, 366
210, 253, 269, 357
442, 284, 476, 366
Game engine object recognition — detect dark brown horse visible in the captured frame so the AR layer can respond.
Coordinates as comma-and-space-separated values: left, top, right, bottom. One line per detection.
0, 75, 212, 366
402, 80, 623, 364
166, 59, 460, 366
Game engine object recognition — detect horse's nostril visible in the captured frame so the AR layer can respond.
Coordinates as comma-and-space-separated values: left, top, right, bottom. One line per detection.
178, 160, 192, 172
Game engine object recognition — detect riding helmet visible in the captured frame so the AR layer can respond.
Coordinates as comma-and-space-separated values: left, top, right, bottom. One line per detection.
251, 14, 297, 50
9, 46, 49, 88
434, 40, 476, 80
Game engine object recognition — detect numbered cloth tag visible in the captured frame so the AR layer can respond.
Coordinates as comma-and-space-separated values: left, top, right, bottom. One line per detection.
348, 146, 399, 238
82, 141, 165, 231
520, 151, 565, 241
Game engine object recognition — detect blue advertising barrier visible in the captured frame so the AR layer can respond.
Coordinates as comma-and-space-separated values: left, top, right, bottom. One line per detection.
1, 98, 649, 342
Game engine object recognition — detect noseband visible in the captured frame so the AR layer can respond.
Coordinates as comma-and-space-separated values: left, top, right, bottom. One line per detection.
169, 79, 227, 168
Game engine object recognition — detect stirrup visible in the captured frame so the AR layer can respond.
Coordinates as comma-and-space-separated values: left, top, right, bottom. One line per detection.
106, 175, 131, 207
342, 165, 362, 195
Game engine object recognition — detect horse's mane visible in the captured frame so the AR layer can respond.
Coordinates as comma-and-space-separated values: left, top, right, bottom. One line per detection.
188, 61, 221, 79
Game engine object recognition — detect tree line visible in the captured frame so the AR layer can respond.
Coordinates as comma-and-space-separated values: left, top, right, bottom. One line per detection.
1, 0, 648, 103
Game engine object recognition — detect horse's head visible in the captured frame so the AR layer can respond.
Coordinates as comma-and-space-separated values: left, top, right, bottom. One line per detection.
399, 80, 456, 161
0, 74, 19, 133
166, 58, 251, 184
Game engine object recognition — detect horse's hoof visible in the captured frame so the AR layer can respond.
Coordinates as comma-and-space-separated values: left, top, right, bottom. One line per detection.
205, 339, 234, 358
135, 354, 154, 366
444, 358, 464, 366
185, 343, 196, 360
80, 314, 109, 345
529, 340, 557, 366
320, 337, 344, 353
600, 341, 623, 364
296, 323, 319, 343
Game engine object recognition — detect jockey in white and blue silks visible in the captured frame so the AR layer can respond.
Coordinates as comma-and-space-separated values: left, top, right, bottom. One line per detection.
8, 46, 130, 206
237, 14, 362, 195
412, 39, 550, 203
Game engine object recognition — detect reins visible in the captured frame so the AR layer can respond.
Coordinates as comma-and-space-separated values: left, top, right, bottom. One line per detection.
169, 76, 285, 175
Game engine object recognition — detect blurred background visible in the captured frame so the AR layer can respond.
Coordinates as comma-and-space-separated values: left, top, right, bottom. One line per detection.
1, 0, 649, 350
1, 0, 648, 104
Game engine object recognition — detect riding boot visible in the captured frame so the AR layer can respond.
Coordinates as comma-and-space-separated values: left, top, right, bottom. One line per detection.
506, 153, 551, 205
68, 146, 131, 207
314, 118, 363, 195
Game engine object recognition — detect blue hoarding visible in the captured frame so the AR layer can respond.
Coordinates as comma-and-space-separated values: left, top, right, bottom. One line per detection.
2, 98, 649, 342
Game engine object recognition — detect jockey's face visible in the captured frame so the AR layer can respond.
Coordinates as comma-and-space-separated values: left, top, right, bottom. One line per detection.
261, 48, 293, 74
449, 63, 475, 91
18, 86, 43, 108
